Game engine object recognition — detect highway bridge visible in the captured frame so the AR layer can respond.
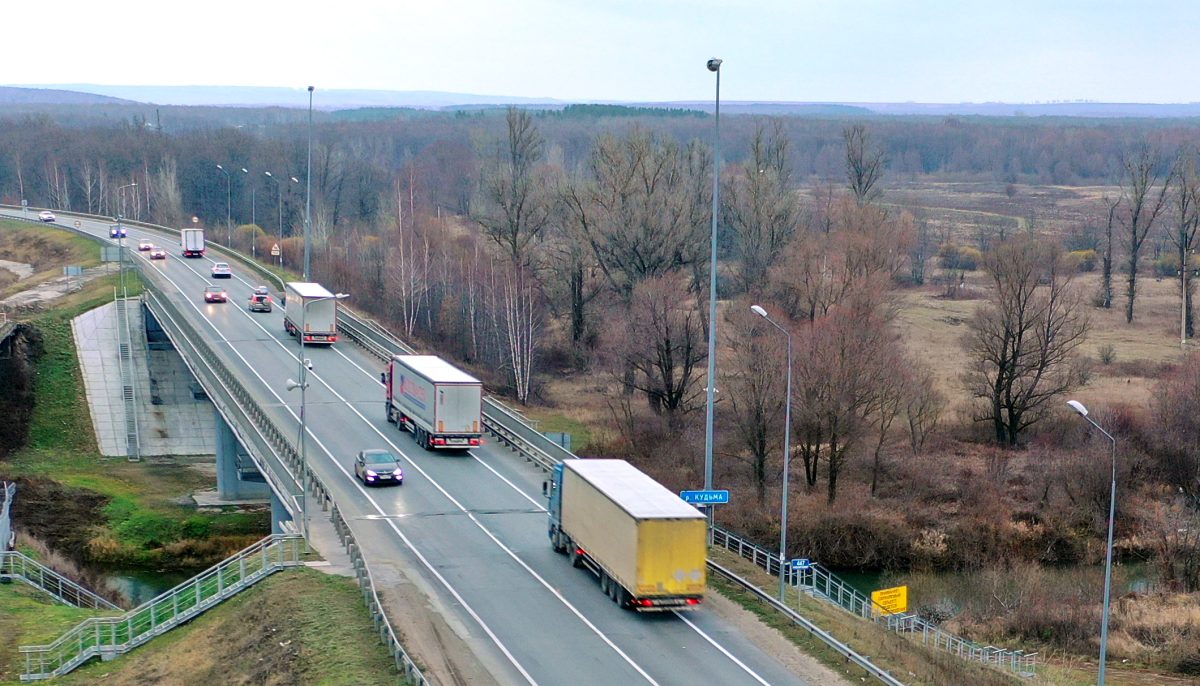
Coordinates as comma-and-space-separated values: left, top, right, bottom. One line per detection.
2, 209, 819, 685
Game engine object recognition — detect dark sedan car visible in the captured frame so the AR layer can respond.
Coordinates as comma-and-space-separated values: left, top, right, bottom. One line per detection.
354, 449, 404, 486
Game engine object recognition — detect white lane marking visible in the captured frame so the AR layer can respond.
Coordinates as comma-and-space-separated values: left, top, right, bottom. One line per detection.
675, 614, 773, 685
132, 248, 538, 685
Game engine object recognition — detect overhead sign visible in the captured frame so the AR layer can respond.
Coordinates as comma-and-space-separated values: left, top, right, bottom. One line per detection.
790, 558, 812, 570
271, 243, 281, 256
871, 585, 908, 615
680, 489, 730, 505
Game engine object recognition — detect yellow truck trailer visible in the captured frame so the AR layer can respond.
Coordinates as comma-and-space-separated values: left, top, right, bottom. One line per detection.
544, 459, 706, 611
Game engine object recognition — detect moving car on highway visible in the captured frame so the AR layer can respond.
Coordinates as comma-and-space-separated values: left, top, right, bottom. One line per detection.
248, 292, 272, 312
109, 225, 127, 238
203, 285, 227, 303
149, 246, 167, 260
138, 240, 153, 251
38, 211, 55, 222
354, 449, 404, 486
211, 262, 232, 278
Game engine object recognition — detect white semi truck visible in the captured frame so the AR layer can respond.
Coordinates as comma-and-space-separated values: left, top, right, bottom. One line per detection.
181, 228, 205, 257
283, 282, 339, 345
385, 355, 482, 450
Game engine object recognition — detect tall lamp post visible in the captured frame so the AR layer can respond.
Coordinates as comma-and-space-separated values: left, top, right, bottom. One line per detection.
286, 291, 348, 542
752, 304, 792, 601
1067, 399, 1117, 686
116, 182, 138, 296
239, 168, 257, 229
702, 58, 722, 533
305, 85, 315, 282
215, 164, 232, 244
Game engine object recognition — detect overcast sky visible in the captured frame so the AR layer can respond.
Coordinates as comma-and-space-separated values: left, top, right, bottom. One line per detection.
8, 0, 1198, 103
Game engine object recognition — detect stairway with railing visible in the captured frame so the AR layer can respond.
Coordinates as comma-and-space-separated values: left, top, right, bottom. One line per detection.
1, 551, 122, 612
19, 534, 304, 681
710, 525, 1038, 677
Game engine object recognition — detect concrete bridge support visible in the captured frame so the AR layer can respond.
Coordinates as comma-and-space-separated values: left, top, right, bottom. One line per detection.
270, 491, 294, 535
214, 407, 271, 501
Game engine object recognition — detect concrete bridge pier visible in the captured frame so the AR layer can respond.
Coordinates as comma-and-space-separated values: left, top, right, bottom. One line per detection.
270, 492, 294, 535
214, 408, 272, 501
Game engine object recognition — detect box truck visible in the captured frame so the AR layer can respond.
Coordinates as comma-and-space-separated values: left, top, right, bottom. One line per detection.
544, 459, 707, 611
181, 228, 205, 257
283, 282, 339, 344
385, 355, 482, 450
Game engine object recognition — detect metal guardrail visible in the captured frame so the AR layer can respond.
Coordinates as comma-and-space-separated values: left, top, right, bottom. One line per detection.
0, 481, 14, 551
711, 525, 1038, 677
709, 559, 907, 686
331, 505, 429, 685
20, 534, 304, 681
0, 551, 122, 611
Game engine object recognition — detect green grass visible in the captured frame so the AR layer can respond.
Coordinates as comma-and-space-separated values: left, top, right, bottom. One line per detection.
522, 409, 593, 452
0, 584, 110, 684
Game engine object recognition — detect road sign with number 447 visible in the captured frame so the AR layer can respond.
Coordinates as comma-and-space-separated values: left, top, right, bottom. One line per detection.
791, 558, 812, 570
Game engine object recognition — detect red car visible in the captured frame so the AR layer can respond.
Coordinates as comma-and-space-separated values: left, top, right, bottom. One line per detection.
203, 285, 227, 303
137, 240, 153, 251
149, 246, 167, 260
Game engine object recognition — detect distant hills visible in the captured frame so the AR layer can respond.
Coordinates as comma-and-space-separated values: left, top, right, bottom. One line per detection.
4, 84, 1200, 119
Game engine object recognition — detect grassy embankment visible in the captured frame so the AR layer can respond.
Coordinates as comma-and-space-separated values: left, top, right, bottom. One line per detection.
0, 569, 396, 685
0, 222, 101, 298
0, 269, 267, 571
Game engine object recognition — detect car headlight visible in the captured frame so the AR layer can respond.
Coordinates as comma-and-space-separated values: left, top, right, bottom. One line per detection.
392, 468, 403, 476
365, 469, 377, 477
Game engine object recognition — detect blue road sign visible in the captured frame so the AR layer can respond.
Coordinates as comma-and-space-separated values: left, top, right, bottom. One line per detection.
680, 489, 730, 505
790, 558, 812, 570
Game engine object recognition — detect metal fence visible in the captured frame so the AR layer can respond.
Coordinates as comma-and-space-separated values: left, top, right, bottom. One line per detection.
0, 551, 122, 611
20, 534, 304, 681
712, 525, 1038, 677
0, 481, 13, 551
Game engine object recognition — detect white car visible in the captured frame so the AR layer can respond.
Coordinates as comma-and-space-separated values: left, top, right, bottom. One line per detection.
149, 246, 167, 260
138, 240, 153, 251
211, 262, 232, 279
38, 211, 55, 222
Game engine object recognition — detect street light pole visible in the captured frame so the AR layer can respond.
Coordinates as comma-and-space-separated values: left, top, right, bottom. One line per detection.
116, 182, 138, 297
287, 292, 348, 542
1067, 399, 1117, 686
703, 58, 722, 533
305, 86, 315, 282
215, 164, 231, 244
752, 304, 792, 601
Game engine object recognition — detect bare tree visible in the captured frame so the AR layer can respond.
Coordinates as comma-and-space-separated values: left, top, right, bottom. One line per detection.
722, 304, 788, 503
722, 121, 802, 294
474, 108, 556, 270
1166, 150, 1200, 344
1151, 352, 1200, 499
844, 124, 884, 205
501, 260, 540, 404
611, 274, 706, 420
1118, 149, 1172, 323
904, 363, 944, 455
964, 238, 1090, 446
1098, 195, 1120, 309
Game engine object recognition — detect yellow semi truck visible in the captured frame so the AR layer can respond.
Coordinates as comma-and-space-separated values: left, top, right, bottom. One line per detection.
544, 459, 706, 611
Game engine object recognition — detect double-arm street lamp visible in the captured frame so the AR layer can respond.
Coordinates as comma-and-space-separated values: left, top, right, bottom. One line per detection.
285, 291, 348, 542
702, 58, 722, 534
751, 304, 792, 601
1066, 399, 1118, 686
215, 164, 232, 244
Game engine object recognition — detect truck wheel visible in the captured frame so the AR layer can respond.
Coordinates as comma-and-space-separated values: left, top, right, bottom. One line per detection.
614, 587, 628, 608
600, 572, 610, 596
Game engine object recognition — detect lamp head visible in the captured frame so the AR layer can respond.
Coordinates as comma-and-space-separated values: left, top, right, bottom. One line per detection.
290, 177, 300, 183
241, 168, 249, 174
706, 58, 722, 72
264, 171, 273, 178
1066, 400, 1088, 417
308, 85, 315, 93
750, 305, 768, 318
216, 164, 223, 170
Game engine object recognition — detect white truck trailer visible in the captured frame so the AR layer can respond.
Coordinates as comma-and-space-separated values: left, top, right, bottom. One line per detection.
544, 459, 707, 610
385, 355, 482, 450
283, 282, 339, 345
181, 228, 205, 257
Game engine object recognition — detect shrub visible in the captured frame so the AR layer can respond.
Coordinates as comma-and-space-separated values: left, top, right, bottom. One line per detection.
1154, 255, 1181, 278
1068, 249, 1098, 272
956, 247, 982, 271
1098, 343, 1116, 365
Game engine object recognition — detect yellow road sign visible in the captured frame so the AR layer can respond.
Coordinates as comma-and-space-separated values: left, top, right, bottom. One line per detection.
871, 585, 908, 615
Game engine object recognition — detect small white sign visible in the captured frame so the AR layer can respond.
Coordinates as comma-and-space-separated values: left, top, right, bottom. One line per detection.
271, 244, 281, 256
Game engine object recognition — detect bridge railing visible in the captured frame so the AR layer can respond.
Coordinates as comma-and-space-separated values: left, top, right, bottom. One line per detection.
1, 551, 122, 612
20, 534, 303, 681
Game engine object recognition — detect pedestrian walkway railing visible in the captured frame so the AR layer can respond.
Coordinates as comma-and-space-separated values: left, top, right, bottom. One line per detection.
1, 551, 122, 612
0, 481, 14, 551
19, 534, 304, 681
113, 291, 141, 462
711, 525, 1038, 677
